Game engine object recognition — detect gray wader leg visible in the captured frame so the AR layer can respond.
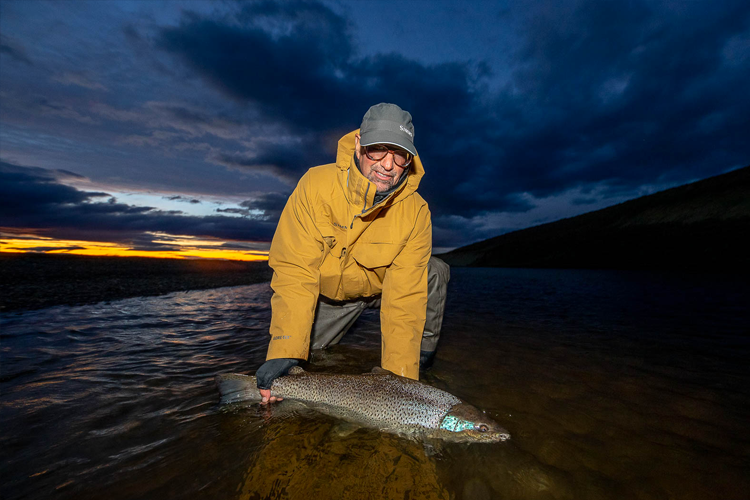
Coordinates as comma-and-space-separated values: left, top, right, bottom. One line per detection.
309, 296, 373, 349
422, 256, 450, 354
309, 256, 451, 354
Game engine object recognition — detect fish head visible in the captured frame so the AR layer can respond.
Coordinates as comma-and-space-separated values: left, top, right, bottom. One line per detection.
438, 403, 511, 443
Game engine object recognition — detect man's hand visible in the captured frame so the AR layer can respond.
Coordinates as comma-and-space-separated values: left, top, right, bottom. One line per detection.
256, 358, 299, 404
259, 388, 282, 404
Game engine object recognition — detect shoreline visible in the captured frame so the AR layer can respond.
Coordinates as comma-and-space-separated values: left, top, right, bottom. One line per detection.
0, 253, 273, 313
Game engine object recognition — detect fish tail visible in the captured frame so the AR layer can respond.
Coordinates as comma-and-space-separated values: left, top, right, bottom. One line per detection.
215, 373, 261, 404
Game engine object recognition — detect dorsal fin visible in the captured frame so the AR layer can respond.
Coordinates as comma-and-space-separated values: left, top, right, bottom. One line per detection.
288, 366, 306, 375
370, 366, 390, 374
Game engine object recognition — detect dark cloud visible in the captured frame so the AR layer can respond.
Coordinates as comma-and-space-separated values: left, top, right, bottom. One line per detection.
0, 35, 33, 65
216, 207, 247, 216
0, 162, 276, 246
493, 1, 750, 192
0, 162, 110, 209
158, 1, 355, 129
431, 214, 490, 251
143, 102, 248, 139
164, 195, 202, 204
55, 169, 87, 180
8, 246, 86, 253
239, 192, 288, 221
571, 196, 600, 206
208, 148, 309, 184
127, 240, 182, 252
219, 241, 269, 251
215, 191, 289, 222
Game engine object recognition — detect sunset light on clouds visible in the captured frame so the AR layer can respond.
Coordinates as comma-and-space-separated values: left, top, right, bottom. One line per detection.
0, 231, 268, 261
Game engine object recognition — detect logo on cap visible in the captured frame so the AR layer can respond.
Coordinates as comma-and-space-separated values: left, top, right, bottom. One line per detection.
359, 103, 417, 156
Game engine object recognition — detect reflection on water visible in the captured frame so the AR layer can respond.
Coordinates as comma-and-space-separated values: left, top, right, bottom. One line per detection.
235, 412, 451, 500
1, 269, 749, 499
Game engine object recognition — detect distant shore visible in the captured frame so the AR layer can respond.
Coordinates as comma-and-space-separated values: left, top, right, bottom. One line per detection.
0, 253, 273, 313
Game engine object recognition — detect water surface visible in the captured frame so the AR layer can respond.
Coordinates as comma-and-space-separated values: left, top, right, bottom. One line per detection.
1, 268, 748, 499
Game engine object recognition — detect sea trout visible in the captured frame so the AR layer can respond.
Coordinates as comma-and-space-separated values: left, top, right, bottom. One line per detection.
216, 367, 510, 443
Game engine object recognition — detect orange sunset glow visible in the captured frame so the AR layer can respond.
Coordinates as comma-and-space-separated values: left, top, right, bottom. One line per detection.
0, 233, 268, 262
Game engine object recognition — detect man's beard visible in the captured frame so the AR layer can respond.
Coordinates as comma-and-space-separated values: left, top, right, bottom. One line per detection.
366, 168, 401, 192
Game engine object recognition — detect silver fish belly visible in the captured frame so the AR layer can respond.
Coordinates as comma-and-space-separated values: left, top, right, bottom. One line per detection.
216, 367, 510, 443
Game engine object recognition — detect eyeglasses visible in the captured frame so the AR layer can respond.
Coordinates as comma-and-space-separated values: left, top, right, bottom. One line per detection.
362, 144, 413, 168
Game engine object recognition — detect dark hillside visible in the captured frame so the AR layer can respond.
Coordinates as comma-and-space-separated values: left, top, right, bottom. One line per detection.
438, 166, 750, 271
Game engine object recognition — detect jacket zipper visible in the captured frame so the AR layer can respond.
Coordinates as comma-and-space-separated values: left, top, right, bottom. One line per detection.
351, 183, 370, 228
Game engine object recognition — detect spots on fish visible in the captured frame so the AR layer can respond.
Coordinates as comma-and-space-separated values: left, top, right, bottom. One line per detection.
271, 371, 461, 430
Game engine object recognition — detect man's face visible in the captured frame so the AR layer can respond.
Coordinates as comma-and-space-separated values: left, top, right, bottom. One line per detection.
355, 135, 409, 193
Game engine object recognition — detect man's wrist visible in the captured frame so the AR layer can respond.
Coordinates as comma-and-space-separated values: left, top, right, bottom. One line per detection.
256, 358, 299, 390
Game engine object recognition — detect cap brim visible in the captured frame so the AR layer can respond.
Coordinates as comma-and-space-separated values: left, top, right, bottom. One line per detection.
360, 130, 417, 156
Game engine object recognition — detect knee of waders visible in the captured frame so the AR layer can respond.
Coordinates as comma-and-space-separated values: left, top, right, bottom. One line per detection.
428, 256, 451, 286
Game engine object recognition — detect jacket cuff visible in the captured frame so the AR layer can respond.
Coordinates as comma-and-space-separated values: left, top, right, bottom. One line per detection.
267, 340, 309, 361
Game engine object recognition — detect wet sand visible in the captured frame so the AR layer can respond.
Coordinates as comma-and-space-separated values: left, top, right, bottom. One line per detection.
0, 253, 272, 312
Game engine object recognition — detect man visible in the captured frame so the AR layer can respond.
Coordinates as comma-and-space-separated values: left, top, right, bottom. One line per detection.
256, 103, 450, 403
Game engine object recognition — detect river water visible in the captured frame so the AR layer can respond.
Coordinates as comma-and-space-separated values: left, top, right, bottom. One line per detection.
1, 267, 748, 500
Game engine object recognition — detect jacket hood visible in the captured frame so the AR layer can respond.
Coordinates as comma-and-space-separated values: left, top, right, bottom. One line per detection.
335, 129, 425, 213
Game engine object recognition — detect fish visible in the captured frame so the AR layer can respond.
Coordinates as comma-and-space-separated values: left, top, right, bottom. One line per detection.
215, 366, 510, 443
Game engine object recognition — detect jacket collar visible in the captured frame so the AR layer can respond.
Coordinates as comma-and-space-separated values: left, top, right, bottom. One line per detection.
336, 129, 425, 214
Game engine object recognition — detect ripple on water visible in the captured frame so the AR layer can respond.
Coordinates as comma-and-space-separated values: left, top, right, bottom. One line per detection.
2, 272, 750, 500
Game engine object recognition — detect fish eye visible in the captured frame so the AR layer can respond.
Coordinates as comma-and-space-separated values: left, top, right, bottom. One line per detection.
477, 424, 489, 433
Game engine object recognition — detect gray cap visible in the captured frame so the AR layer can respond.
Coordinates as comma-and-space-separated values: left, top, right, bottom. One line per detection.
359, 103, 417, 156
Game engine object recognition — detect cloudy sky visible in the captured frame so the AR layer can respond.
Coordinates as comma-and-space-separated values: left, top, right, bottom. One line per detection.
1, 0, 748, 258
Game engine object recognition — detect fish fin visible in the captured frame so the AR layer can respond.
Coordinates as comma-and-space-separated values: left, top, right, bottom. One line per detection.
288, 366, 306, 375
370, 366, 390, 374
330, 421, 361, 438
215, 373, 261, 404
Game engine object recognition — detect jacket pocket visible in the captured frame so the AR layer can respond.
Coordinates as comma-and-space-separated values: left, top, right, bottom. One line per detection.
351, 242, 402, 269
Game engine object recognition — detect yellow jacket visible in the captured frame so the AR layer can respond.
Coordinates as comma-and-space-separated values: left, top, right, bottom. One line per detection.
266, 130, 431, 379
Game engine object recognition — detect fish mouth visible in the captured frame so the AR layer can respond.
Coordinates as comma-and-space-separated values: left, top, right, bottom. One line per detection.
470, 429, 511, 442
439, 428, 511, 443
494, 430, 511, 442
